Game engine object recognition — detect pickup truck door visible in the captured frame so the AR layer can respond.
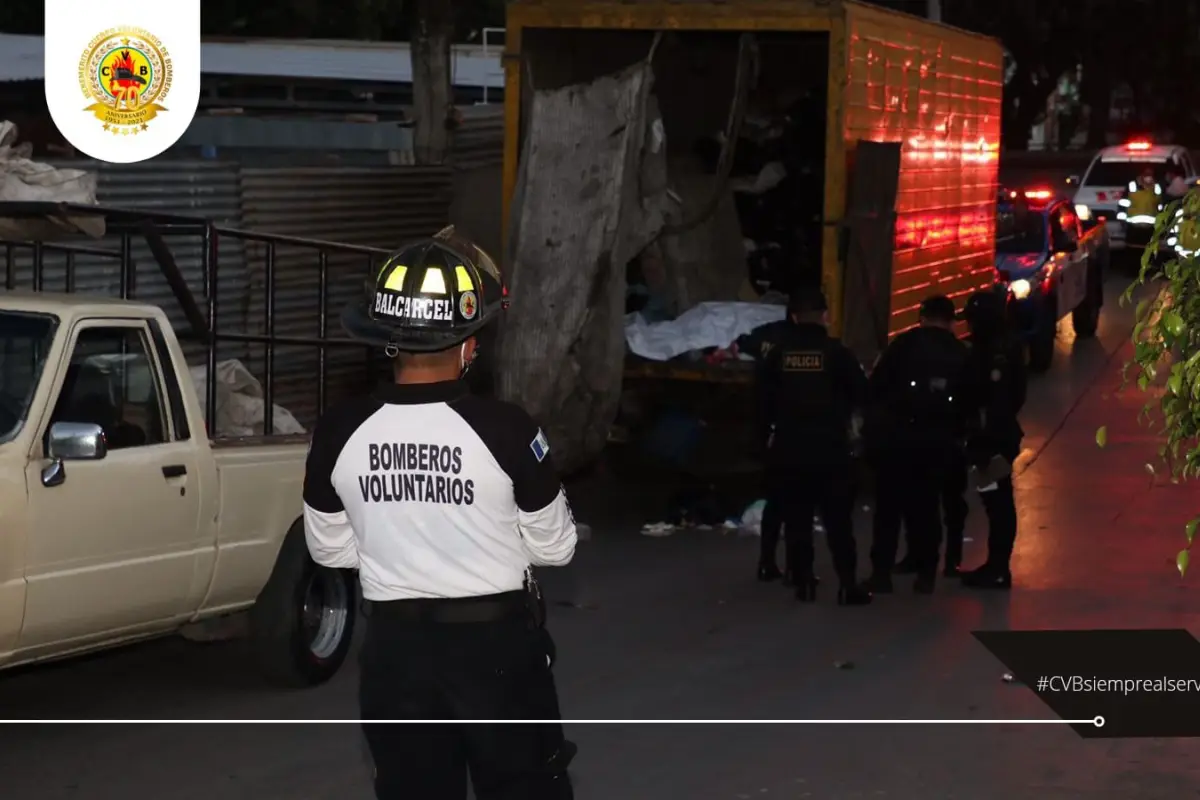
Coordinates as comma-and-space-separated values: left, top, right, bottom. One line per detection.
1051, 205, 1089, 320
19, 319, 205, 649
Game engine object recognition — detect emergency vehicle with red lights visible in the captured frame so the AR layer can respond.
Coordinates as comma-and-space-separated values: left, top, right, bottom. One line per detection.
995, 187, 1109, 372
1069, 140, 1195, 256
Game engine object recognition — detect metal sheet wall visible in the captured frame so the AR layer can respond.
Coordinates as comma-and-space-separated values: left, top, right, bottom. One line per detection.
452, 109, 505, 170
3, 161, 250, 364
237, 166, 454, 425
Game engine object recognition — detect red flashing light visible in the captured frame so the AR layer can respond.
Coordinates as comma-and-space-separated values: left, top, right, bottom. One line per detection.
1023, 189, 1053, 201
1126, 140, 1152, 151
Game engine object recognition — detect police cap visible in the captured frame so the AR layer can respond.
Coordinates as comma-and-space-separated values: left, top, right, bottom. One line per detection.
788, 285, 828, 316
919, 294, 957, 324
341, 228, 504, 353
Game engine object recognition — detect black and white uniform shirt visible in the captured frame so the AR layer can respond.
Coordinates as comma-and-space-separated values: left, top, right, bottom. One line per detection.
302, 380, 578, 600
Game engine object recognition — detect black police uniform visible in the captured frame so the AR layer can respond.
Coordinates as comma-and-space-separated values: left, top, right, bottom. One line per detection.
865, 297, 969, 593
307, 232, 576, 799
737, 317, 792, 582
959, 290, 1027, 589
900, 448, 969, 575
759, 288, 871, 604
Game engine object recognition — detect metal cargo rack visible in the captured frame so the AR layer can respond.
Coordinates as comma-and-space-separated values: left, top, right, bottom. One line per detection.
0, 201, 392, 438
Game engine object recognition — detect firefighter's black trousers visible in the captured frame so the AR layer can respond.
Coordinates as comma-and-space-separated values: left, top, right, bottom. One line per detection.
359, 591, 574, 800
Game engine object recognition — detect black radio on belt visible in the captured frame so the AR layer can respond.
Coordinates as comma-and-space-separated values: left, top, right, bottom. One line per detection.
523, 567, 546, 629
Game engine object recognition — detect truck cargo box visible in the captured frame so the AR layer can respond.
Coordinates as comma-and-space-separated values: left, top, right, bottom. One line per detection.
502, 0, 1003, 364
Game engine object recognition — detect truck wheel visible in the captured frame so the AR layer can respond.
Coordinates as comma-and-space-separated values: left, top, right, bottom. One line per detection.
1028, 309, 1056, 373
249, 526, 357, 687
1072, 283, 1101, 338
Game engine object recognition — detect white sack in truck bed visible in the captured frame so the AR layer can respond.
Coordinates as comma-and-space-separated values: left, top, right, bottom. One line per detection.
0, 121, 104, 241
188, 359, 306, 438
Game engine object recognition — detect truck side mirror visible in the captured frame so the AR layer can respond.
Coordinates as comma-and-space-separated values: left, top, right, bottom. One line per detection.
47, 421, 108, 461
1053, 236, 1078, 255
42, 422, 107, 487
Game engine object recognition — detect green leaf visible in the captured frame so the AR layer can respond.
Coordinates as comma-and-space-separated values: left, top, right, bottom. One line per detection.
1138, 372, 1151, 391
1186, 518, 1200, 546
1177, 548, 1190, 577
1168, 370, 1184, 396
1135, 298, 1150, 319
1164, 311, 1187, 339
1095, 426, 1108, 448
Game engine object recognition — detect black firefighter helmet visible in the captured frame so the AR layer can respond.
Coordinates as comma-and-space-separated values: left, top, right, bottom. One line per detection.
341, 226, 507, 354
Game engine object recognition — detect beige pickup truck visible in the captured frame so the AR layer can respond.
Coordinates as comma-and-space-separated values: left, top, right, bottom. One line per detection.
0, 291, 355, 685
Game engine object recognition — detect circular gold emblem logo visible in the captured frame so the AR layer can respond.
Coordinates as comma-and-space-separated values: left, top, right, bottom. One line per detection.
79, 28, 172, 136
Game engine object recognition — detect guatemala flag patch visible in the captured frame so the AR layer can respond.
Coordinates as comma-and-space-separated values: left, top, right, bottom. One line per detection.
530, 428, 550, 462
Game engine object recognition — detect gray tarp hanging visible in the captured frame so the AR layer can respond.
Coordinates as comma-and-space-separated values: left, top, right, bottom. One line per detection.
497, 61, 668, 472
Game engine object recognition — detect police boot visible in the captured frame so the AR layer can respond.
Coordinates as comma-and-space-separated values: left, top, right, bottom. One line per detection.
837, 581, 873, 606
961, 564, 1012, 590
794, 576, 818, 603
757, 563, 784, 582
862, 572, 894, 594
943, 543, 963, 578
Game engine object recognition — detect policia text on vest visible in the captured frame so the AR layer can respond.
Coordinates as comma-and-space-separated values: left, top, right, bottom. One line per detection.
360, 442, 475, 505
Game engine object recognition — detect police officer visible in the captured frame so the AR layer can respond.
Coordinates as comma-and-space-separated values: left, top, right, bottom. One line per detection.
864, 294, 969, 595
736, 316, 793, 582
305, 232, 578, 799
759, 286, 871, 605
958, 289, 1026, 590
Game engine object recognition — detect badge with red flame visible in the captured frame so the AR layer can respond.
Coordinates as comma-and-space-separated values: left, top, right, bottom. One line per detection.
79, 28, 171, 135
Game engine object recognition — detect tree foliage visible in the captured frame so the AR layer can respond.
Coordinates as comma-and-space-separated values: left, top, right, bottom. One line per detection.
1105, 189, 1200, 576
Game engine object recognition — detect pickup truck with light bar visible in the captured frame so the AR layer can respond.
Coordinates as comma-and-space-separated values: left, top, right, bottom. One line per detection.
995, 187, 1109, 372
0, 203, 377, 686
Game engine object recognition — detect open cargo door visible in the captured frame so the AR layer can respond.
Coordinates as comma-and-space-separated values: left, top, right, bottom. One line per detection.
839, 140, 900, 367
496, 60, 668, 472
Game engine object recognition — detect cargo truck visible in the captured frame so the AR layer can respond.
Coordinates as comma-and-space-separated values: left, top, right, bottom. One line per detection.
502, 0, 1005, 378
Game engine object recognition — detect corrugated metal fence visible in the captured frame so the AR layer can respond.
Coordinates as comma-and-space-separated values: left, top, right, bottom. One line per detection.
238, 165, 453, 422
2, 160, 453, 428
452, 109, 504, 170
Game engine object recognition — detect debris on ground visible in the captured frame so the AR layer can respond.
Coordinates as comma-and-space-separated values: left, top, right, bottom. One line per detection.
834, 660, 855, 670
641, 521, 677, 537
726, 498, 825, 536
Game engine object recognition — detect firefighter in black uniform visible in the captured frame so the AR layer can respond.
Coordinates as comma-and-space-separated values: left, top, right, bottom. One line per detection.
759, 286, 872, 605
305, 229, 577, 799
958, 289, 1026, 589
864, 295, 970, 595
735, 315, 793, 582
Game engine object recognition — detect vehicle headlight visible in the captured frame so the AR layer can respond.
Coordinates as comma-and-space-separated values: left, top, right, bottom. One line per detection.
1075, 204, 1091, 221
1010, 278, 1032, 300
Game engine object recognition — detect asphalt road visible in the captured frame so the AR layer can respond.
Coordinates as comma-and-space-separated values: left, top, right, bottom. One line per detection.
3, 271, 1198, 800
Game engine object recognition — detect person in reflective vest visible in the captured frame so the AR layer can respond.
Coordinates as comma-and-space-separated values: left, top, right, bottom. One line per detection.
1169, 206, 1200, 257
1118, 167, 1162, 226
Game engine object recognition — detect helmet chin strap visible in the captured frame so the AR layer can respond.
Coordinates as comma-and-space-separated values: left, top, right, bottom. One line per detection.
459, 342, 477, 379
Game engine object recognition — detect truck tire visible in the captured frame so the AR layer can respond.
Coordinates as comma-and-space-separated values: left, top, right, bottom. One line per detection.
249, 525, 357, 687
1028, 304, 1056, 373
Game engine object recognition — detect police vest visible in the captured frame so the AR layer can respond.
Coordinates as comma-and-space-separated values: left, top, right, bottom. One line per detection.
1126, 181, 1162, 219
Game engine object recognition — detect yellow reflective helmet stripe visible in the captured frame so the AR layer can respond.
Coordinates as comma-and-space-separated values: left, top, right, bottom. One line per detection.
382, 263, 408, 291
420, 266, 447, 294
454, 265, 475, 292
